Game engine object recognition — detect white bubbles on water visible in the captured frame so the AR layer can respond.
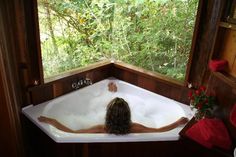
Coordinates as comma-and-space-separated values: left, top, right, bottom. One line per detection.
43, 81, 185, 131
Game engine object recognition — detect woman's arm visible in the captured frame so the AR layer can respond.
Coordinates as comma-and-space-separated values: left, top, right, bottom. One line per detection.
38, 116, 106, 133
130, 117, 189, 133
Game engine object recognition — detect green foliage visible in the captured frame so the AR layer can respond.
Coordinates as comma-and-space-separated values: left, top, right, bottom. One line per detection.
38, 0, 198, 80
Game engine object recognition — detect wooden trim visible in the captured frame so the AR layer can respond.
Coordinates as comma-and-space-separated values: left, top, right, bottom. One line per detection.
42, 59, 186, 88
113, 61, 184, 87
185, 0, 203, 85
31, 0, 200, 87
23, 0, 44, 86
0, 0, 24, 156
33, 0, 44, 83
207, 1, 226, 83
0, 61, 21, 157
219, 21, 236, 30
0, 54, 23, 157
188, 0, 225, 85
39, 59, 185, 87
28, 62, 113, 104
208, 3, 227, 61
229, 0, 236, 19
28, 60, 191, 105
44, 60, 113, 83
212, 72, 236, 89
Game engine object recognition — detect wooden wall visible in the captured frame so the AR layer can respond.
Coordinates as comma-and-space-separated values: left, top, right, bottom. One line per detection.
205, 0, 236, 143
0, 0, 24, 156
188, 0, 225, 85
28, 62, 113, 105
186, 0, 236, 145
218, 29, 236, 77
25, 61, 236, 157
27, 61, 190, 106
208, 73, 236, 141
112, 62, 190, 104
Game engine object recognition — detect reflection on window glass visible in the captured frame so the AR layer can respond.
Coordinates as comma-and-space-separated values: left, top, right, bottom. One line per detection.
38, 0, 198, 80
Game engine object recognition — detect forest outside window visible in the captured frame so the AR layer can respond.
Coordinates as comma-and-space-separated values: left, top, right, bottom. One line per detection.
37, 0, 199, 81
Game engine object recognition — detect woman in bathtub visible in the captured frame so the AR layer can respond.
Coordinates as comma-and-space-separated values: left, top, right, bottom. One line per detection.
38, 96, 189, 134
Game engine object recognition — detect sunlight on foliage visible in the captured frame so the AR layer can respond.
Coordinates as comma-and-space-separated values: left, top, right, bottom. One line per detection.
38, 0, 198, 80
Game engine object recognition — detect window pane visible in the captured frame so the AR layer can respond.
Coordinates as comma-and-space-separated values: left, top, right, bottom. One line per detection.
38, 0, 199, 80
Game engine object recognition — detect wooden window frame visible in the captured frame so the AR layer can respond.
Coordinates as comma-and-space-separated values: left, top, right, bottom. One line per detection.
23, 0, 202, 88
225, 0, 236, 24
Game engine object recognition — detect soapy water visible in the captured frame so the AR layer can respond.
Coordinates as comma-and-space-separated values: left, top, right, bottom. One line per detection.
43, 81, 185, 131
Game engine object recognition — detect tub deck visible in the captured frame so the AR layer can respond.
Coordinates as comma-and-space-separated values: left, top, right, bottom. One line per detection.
22, 78, 193, 143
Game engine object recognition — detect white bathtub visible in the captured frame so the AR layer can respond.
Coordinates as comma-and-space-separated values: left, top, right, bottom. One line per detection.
22, 78, 193, 143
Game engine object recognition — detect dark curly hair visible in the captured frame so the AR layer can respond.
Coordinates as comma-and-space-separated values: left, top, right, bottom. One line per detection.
105, 97, 131, 135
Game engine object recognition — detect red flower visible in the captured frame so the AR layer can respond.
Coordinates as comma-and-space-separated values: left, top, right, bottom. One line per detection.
195, 90, 200, 95
197, 103, 203, 109
199, 86, 206, 91
188, 91, 193, 99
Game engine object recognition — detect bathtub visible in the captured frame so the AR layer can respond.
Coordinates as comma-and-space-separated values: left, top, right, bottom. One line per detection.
22, 78, 193, 143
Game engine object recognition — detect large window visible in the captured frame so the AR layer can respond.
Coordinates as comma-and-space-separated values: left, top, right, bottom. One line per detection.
38, 0, 199, 80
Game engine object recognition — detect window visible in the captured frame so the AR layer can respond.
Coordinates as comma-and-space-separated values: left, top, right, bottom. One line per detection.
38, 0, 199, 80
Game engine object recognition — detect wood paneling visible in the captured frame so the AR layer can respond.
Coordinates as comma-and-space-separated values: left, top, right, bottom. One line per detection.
23, 0, 44, 84
208, 73, 236, 141
184, 0, 203, 83
189, 0, 225, 85
29, 61, 190, 105
112, 62, 190, 104
233, 61, 236, 76
0, 0, 24, 156
0, 67, 21, 157
213, 24, 236, 78
88, 140, 229, 157
22, 116, 85, 157
28, 62, 190, 105
29, 63, 113, 105
218, 29, 236, 77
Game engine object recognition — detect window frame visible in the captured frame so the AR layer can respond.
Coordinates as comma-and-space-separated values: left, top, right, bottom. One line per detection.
26, 0, 202, 87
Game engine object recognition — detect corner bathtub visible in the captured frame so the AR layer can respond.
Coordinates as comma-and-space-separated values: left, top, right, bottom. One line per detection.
22, 78, 193, 143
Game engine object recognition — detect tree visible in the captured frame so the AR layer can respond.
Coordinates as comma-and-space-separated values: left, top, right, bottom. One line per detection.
38, 0, 199, 80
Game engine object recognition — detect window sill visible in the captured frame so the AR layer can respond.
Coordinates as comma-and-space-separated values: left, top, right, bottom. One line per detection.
113, 61, 185, 87
43, 60, 185, 87
44, 60, 113, 83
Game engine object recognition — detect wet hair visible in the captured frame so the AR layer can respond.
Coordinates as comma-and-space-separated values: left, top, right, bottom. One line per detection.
105, 97, 131, 135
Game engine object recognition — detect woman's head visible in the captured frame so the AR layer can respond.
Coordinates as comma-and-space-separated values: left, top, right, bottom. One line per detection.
105, 97, 131, 135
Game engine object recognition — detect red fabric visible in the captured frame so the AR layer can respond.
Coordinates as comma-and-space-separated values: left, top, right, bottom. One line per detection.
230, 104, 236, 127
209, 60, 228, 72
186, 118, 231, 150
186, 121, 213, 148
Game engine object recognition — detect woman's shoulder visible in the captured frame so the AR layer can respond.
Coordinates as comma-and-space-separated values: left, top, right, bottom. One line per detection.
130, 122, 149, 133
